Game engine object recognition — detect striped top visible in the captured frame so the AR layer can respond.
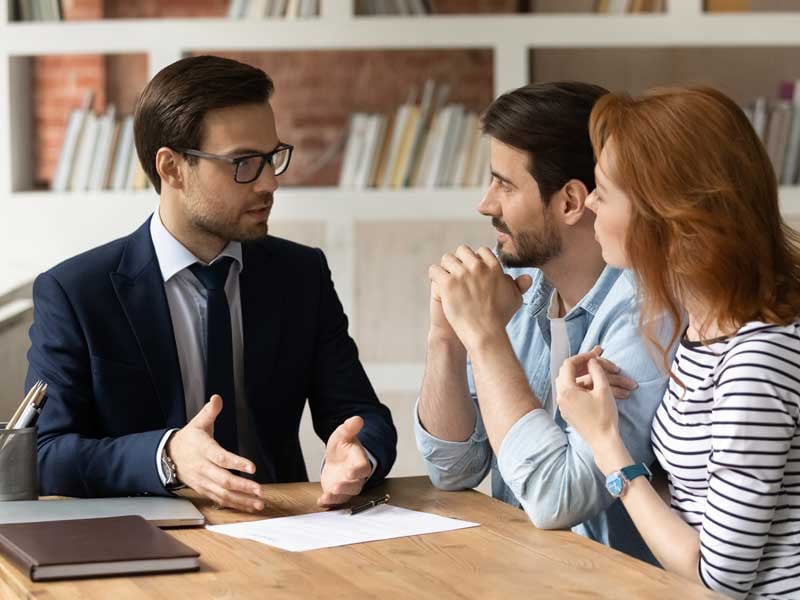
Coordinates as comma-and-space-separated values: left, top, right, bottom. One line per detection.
651, 321, 800, 599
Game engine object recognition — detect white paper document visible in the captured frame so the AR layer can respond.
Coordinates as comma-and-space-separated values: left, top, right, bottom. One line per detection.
206, 505, 479, 552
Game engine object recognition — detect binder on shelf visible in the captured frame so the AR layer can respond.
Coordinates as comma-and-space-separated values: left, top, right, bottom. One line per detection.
51, 91, 93, 192
781, 80, 800, 186
88, 105, 117, 191
111, 115, 135, 192
69, 112, 100, 192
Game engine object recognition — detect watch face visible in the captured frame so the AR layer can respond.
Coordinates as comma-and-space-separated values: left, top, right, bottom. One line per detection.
606, 473, 624, 497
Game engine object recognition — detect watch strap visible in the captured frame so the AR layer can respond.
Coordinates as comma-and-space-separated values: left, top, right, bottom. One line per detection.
620, 463, 653, 483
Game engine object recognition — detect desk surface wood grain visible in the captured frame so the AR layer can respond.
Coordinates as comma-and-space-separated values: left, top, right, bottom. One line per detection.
0, 476, 723, 599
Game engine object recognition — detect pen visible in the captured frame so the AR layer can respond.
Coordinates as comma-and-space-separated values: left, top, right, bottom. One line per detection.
5, 381, 43, 430
349, 493, 390, 516
15, 384, 48, 430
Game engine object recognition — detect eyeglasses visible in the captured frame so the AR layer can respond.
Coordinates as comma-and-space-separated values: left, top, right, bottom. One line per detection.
176, 143, 293, 183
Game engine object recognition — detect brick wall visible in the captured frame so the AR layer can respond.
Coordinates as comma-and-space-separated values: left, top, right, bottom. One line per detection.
33, 0, 501, 188
193, 49, 493, 186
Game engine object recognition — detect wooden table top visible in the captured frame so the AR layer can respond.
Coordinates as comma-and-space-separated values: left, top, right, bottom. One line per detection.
0, 476, 723, 599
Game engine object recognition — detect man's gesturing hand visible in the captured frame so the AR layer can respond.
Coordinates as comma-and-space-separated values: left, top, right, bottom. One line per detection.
318, 416, 373, 508
167, 394, 264, 513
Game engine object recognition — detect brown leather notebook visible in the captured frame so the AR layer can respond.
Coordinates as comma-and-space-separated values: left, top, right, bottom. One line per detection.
0, 514, 200, 581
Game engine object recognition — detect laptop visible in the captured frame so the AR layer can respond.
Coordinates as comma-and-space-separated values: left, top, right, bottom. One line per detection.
0, 496, 205, 528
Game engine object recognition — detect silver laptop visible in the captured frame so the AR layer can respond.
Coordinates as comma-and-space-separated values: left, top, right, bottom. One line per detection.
0, 496, 205, 527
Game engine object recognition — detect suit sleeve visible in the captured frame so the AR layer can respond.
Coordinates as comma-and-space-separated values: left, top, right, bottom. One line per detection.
306, 249, 397, 485
27, 272, 169, 497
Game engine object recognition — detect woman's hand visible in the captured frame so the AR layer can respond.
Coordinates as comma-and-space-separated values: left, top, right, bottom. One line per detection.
556, 347, 623, 452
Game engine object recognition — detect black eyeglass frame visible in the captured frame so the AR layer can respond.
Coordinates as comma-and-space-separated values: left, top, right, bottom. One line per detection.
176, 143, 294, 183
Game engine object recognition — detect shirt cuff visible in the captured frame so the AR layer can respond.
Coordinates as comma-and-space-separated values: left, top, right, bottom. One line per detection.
413, 397, 485, 457
156, 428, 180, 486
496, 408, 567, 497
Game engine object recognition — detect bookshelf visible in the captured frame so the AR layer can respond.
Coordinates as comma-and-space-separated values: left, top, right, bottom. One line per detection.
2, 0, 800, 388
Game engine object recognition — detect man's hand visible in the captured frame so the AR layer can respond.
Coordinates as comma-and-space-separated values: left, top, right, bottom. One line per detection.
429, 280, 461, 346
318, 416, 372, 508
167, 394, 264, 513
428, 245, 532, 352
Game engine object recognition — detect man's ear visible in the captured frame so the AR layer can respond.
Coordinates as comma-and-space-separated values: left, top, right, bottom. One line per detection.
559, 179, 590, 226
155, 147, 185, 191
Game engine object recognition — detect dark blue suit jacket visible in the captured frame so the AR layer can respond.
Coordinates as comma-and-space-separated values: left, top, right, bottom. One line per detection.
26, 218, 397, 497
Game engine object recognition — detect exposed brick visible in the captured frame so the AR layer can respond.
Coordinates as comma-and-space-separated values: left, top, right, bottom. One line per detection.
33, 0, 497, 188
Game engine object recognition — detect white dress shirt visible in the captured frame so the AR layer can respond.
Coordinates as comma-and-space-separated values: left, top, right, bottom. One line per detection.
149, 210, 375, 486
150, 210, 252, 484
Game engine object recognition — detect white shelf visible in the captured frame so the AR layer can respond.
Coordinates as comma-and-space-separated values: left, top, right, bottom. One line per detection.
8, 188, 486, 220
5, 13, 800, 55
9, 185, 800, 218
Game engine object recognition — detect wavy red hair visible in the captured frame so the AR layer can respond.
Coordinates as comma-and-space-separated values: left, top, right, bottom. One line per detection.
589, 86, 800, 368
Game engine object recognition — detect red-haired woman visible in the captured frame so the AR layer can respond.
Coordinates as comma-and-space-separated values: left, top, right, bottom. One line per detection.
557, 86, 800, 599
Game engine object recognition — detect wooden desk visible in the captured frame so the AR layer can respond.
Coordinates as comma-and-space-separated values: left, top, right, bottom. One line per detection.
0, 477, 722, 599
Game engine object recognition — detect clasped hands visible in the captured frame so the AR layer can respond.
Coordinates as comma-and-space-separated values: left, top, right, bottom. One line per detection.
427, 245, 532, 351
167, 395, 373, 513
429, 245, 637, 444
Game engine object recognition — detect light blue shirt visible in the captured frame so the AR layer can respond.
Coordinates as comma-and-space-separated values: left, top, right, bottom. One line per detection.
415, 265, 673, 563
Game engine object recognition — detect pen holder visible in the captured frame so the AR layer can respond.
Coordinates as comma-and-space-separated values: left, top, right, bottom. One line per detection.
0, 423, 38, 501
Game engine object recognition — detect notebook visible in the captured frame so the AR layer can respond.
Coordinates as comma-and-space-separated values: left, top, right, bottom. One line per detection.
0, 496, 205, 527
0, 515, 200, 581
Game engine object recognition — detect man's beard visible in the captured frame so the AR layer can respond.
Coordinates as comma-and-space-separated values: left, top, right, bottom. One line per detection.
185, 184, 271, 243
494, 215, 562, 268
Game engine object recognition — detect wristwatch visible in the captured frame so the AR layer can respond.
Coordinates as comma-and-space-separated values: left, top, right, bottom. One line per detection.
605, 463, 652, 498
160, 448, 184, 491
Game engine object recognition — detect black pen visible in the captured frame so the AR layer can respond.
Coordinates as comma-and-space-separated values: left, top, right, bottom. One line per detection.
349, 493, 390, 516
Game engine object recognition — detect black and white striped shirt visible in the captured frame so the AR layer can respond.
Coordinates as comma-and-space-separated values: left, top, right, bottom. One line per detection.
651, 321, 800, 599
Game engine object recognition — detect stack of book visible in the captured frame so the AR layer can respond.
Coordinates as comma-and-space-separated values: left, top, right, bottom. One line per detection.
51, 93, 149, 193
594, 0, 666, 13
356, 0, 432, 15
744, 79, 800, 186
227, 0, 319, 18
13, 0, 62, 21
339, 81, 490, 189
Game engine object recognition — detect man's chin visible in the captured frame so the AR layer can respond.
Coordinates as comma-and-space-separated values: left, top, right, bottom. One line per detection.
230, 222, 269, 242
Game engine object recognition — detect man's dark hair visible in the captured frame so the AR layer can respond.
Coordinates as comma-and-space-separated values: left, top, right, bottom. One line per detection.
481, 81, 608, 204
134, 55, 274, 193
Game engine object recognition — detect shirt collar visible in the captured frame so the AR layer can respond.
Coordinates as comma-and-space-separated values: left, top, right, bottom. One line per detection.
525, 264, 622, 320
149, 209, 243, 283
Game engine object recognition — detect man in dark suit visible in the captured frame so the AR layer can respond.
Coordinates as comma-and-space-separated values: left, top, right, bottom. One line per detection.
26, 55, 397, 512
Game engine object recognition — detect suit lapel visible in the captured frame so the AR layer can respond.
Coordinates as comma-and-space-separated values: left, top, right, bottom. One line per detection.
240, 241, 283, 427
111, 218, 187, 427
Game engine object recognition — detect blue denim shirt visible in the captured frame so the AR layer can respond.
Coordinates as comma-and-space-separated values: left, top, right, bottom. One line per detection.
415, 265, 673, 564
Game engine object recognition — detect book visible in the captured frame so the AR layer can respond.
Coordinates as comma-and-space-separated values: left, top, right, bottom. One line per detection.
704, 0, 750, 11
751, 96, 768, 141
0, 515, 199, 581
111, 115, 134, 191
227, 0, 247, 18
353, 114, 388, 189
781, 80, 800, 185
52, 110, 84, 191
766, 101, 792, 181
51, 90, 93, 192
339, 113, 369, 187
380, 103, 413, 188
69, 111, 99, 192
0, 496, 205, 528
88, 104, 117, 191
